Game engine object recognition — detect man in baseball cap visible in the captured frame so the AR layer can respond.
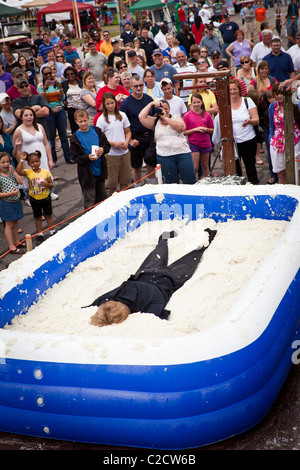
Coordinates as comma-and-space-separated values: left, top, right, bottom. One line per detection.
7, 69, 39, 102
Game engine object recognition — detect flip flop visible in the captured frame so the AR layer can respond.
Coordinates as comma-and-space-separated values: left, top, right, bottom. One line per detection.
17, 228, 23, 234
256, 159, 264, 165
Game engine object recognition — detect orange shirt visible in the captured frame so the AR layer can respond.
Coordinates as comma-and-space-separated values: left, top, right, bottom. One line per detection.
255, 7, 266, 22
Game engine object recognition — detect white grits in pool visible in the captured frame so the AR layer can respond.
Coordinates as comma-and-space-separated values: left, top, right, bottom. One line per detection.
5, 218, 288, 339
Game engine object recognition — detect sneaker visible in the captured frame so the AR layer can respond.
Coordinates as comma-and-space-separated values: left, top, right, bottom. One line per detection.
35, 235, 44, 247
51, 192, 59, 200
25, 199, 31, 207
49, 229, 56, 236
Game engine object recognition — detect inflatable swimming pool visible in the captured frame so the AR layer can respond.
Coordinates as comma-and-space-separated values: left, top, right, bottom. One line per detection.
0, 184, 300, 449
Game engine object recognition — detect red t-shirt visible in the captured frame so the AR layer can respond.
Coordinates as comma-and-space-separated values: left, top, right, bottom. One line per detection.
93, 84, 130, 125
255, 7, 266, 22
96, 40, 104, 52
7, 84, 38, 103
191, 23, 206, 45
178, 8, 186, 22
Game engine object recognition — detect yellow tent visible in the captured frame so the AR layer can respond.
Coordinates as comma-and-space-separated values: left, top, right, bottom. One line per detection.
22, 0, 57, 8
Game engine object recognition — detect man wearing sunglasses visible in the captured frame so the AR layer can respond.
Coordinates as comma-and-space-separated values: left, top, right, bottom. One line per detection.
12, 77, 49, 132
120, 75, 156, 186
7, 68, 39, 103
40, 50, 66, 80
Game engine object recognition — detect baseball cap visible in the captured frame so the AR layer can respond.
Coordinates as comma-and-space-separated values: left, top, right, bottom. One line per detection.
207, 24, 214, 30
128, 50, 137, 57
0, 92, 9, 104
211, 50, 221, 57
153, 49, 162, 55
16, 77, 29, 87
224, 13, 230, 18
112, 38, 119, 44
11, 67, 24, 77
217, 60, 229, 69
160, 77, 172, 87
64, 40, 71, 46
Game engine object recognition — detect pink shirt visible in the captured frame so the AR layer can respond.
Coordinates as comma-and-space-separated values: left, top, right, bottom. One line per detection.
183, 109, 214, 148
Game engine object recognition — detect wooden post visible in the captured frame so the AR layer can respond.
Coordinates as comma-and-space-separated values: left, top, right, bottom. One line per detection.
284, 89, 296, 185
25, 234, 33, 252
215, 73, 236, 175
173, 70, 236, 176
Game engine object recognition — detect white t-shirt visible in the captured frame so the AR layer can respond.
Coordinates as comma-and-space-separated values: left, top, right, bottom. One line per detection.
231, 97, 256, 143
199, 8, 211, 25
96, 111, 130, 156
165, 95, 187, 116
155, 115, 190, 156
128, 64, 144, 79
250, 36, 283, 65
173, 62, 197, 102
0, 109, 14, 130
287, 44, 300, 71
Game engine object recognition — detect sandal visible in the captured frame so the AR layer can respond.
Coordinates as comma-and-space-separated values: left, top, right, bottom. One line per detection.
10, 247, 25, 255
256, 159, 264, 165
17, 228, 23, 234
267, 177, 277, 185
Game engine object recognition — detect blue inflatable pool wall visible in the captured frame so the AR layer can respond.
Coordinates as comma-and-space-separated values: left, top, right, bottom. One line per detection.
0, 185, 300, 449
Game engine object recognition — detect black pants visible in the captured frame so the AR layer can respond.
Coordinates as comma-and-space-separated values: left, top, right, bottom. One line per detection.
235, 138, 259, 185
135, 229, 216, 292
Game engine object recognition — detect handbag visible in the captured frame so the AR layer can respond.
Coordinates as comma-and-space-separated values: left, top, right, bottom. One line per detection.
244, 98, 264, 143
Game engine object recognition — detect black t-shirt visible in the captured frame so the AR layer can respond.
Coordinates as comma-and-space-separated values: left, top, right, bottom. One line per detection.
119, 93, 153, 133
107, 49, 126, 68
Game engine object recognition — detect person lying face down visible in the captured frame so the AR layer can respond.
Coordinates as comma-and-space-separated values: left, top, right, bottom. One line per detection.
87, 228, 217, 327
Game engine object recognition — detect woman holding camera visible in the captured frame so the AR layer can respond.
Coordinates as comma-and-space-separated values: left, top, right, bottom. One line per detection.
139, 100, 196, 184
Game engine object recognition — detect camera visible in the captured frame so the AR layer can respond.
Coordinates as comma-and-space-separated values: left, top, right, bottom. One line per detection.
156, 105, 163, 115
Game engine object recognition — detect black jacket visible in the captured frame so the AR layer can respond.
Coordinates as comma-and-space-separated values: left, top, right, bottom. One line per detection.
87, 269, 180, 320
70, 126, 110, 189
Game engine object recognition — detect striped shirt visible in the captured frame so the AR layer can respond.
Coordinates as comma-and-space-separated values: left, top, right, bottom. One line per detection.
38, 42, 53, 62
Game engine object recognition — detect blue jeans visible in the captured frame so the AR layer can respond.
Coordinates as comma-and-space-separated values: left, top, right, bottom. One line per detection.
156, 152, 196, 184
47, 108, 71, 163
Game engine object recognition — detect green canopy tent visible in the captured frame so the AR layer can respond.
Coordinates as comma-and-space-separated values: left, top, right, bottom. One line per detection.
0, 3, 26, 17
128, 0, 175, 12
128, 0, 175, 30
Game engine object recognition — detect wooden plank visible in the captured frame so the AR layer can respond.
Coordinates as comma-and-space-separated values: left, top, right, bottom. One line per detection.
173, 70, 236, 175
284, 90, 295, 185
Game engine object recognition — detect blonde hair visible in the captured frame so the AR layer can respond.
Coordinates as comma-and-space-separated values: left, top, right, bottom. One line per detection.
256, 60, 270, 92
90, 301, 130, 327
